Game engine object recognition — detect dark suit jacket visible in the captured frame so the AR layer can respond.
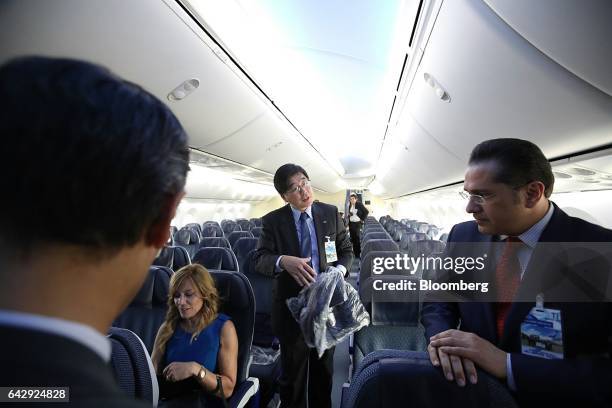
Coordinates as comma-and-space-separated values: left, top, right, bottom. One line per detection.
0, 325, 149, 407
350, 201, 369, 223
254, 201, 354, 341
421, 203, 612, 407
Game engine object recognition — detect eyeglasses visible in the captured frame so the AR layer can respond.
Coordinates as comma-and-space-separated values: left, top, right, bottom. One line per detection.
286, 178, 311, 195
458, 191, 496, 205
459, 183, 529, 205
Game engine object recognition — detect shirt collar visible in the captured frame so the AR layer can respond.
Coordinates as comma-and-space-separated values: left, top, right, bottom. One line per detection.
500, 201, 554, 248
0, 309, 111, 362
290, 204, 313, 223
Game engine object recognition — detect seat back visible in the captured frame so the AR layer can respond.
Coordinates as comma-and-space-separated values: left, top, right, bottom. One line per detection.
153, 246, 174, 269
359, 250, 403, 289
361, 239, 399, 258
233, 238, 259, 265
171, 246, 191, 270
209, 270, 255, 384
250, 226, 263, 238
174, 228, 201, 259
199, 236, 231, 250
108, 327, 158, 405
236, 219, 255, 231
107, 327, 159, 406
399, 232, 429, 252
222, 222, 242, 236
113, 266, 172, 353
405, 239, 446, 258
239, 248, 276, 347
192, 247, 239, 272
345, 350, 518, 408
185, 222, 202, 237
250, 218, 262, 227
202, 223, 224, 238
227, 231, 254, 251
362, 231, 390, 243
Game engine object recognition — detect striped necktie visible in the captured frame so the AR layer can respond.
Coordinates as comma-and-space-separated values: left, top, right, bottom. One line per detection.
299, 212, 312, 266
495, 236, 521, 339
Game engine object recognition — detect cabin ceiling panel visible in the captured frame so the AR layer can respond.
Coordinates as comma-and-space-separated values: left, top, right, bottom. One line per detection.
483, 0, 612, 98
0, 0, 270, 147
403, 0, 612, 168
201, 111, 341, 192
377, 115, 465, 198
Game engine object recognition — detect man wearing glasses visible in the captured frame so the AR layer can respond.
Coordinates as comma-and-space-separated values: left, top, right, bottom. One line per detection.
254, 163, 353, 408
421, 138, 612, 407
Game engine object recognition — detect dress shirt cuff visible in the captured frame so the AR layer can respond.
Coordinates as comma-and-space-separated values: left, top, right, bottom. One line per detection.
506, 353, 517, 391
275, 256, 284, 274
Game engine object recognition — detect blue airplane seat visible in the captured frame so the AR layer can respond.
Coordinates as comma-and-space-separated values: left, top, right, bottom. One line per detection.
192, 247, 239, 272
108, 327, 158, 405
209, 270, 260, 407
113, 265, 172, 353
227, 231, 254, 251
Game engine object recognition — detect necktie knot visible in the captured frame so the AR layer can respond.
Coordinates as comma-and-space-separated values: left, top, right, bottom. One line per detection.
300, 212, 309, 222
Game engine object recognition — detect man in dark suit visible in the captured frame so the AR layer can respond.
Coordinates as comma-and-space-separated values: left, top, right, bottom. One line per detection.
421, 138, 612, 407
0, 57, 189, 406
254, 163, 354, 408
348, 193, 369, 258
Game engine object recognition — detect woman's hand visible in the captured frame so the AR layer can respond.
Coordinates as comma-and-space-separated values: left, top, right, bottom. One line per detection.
162, 361, 199, 382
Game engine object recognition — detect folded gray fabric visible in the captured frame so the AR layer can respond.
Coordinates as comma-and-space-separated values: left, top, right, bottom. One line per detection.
287, 267, 370, 357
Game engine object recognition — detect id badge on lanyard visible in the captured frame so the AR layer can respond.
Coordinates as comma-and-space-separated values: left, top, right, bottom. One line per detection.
324, 236, 338, 263
520, 293, 564, 359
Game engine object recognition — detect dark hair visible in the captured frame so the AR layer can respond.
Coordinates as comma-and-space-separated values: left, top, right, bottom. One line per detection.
350, 193, 358, 199
273, 163, 309, 195
0, 56, 190, 254
468, 138, 554, 197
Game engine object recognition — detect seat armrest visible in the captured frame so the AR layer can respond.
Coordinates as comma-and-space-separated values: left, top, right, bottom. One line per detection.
228, 377, 260, 408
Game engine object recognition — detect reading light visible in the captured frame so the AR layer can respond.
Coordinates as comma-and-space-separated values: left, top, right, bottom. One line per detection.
168, 79, 200, 101
424, 72, 451, 102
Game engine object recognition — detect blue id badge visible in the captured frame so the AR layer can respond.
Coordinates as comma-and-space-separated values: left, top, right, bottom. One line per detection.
324, 236, 338, 263
520, 299, 564, 359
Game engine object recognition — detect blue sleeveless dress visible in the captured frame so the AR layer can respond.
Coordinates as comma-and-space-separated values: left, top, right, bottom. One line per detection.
164, 313, 230, 371
160, 314, 231, 407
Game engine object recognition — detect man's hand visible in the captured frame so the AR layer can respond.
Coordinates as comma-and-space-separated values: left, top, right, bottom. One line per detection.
429, 329, 507, 379
280, 255, 316, 287
162, 361, 199, 382
428, 342, 478, 386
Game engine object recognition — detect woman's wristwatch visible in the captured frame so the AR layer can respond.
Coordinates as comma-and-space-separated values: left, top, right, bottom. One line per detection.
197, 365, 206, 380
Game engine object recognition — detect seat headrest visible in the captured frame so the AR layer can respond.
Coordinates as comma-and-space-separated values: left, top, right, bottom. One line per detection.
174, 229, 192, 245
202, 224, 223, 238
130, 266, 172, 307
233, 238, 259, 259
192, 247, 237, 271
153, 246, 174, 268
363, 239, 399, 254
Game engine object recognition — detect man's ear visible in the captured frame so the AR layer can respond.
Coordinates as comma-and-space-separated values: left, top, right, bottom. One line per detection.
524, 181, 545, 208
146, 191, 186, 248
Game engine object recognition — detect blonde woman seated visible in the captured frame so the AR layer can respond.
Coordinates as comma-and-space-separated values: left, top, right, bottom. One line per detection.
152, 264, 238, 407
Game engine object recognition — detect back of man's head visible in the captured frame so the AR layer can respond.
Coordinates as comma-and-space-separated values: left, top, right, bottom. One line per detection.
468, 138, 555, 197
0, 56, 190, 260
